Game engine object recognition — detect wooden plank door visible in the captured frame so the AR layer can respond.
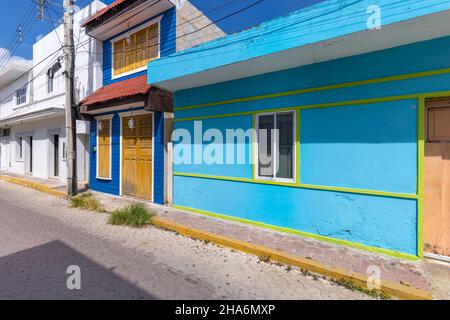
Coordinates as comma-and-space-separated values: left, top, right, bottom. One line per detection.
98, 120, 111, 179
122, 114, 153, 200
424, 99, 450, 257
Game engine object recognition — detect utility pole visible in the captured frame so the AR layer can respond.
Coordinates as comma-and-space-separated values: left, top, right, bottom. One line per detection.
63, 0, 77, 197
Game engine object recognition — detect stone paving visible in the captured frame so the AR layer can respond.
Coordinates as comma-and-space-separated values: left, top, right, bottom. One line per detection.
0, 181, 373, 300
92, 191, 450, 300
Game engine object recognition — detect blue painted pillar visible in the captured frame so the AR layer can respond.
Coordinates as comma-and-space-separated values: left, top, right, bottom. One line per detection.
153, 111, 165, 204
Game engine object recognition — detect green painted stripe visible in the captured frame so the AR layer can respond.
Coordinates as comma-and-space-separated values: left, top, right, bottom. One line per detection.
173, 204, 420, 261
173, 172, 418, 200
174, 91, 450, 123
174, 68, 450, 111
174, 93, 424, 122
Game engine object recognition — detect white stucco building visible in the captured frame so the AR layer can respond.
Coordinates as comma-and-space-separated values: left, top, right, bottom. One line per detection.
0, 1, 105, 182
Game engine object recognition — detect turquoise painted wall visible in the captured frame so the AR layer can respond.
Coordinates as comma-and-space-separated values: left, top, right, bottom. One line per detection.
300, 100, 417, 194
174, 115, 253, 178
148, 0, 450, 84
174, 176, 417, 255
172, 36, 450, 256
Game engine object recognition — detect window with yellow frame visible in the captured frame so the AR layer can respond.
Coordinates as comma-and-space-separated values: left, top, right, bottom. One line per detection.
113, 23, 159, 77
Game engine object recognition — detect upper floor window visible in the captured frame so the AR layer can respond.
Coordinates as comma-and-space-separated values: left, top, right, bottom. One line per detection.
16, 87, 27, 105
112, 21, 159, 78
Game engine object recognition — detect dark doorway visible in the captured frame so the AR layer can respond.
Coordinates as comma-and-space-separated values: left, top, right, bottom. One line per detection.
54, 135, 59, 177
29, 136, 33, 174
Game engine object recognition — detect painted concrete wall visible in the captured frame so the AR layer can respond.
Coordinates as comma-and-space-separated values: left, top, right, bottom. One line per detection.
0, 67, 32, 120
171, 36, 450, 257
176, 1, 225, 52
32, 1, 104, 108
6, 116, 64, 178
148, 0, 450, 85
0, 1, 104, 182
89, 108, 165, 204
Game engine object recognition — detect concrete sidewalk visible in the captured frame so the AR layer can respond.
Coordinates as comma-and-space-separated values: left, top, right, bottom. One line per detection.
0, 171, 88, 198
92, 191, 449, 300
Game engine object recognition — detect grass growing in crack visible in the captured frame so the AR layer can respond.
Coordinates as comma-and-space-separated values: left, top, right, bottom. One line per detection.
258, 255, 271, 263
332, 278, 391, 300
108, 203, 155, 228
70, 192, 104, 212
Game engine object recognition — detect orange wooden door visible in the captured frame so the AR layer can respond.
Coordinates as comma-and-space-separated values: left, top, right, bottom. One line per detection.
424, 99, 450, 257
98, 119, 111, 179
122, 114, 153, 200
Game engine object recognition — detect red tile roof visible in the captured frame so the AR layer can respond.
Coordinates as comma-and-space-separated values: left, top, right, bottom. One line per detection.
82, 0, 131, 27
79, 75, 152, 106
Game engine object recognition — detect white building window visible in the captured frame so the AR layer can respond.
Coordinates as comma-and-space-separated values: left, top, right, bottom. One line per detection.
256, 111, 296, 182
16, 87, 27, 105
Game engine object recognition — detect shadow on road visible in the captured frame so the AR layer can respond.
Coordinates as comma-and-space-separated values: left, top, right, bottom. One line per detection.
0, 240, 154, 300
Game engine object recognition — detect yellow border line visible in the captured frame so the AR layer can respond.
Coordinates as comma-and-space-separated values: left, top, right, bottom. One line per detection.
173, 172, 418, 200
174, 91, 450, 122
417, 97, 425, 258
0, 175, 67, 199
174, 68, 450, 111
152, 216, 431, 299
172, 204, 419, 261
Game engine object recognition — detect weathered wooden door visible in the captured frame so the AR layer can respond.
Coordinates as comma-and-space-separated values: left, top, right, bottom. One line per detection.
424, 98, 450, 257
122, 114, 153, 200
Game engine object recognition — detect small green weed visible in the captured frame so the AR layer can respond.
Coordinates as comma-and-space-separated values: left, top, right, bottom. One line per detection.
108, 203, 155, 228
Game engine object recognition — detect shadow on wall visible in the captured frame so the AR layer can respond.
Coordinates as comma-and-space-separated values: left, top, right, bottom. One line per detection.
0, 240, 153, 300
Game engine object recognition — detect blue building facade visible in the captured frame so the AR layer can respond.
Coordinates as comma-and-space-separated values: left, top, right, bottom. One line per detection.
80, 1, 177, 204
149, 0, 450, 258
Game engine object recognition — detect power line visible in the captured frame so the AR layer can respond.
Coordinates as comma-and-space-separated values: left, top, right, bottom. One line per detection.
1, 0, 346, 106
0, 1, 36, 66
73, 0, 265, 57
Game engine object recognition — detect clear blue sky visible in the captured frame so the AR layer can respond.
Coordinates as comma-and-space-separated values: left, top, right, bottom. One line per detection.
0, 0, 321, 61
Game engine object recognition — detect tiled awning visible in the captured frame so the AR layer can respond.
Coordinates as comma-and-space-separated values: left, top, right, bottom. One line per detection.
78, 75, 173, 115
79, 75, 151, 107
82, 0, 134, 27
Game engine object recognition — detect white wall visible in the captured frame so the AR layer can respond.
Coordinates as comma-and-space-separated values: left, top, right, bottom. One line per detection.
8, 116, 65, 179
0, 71, 32, 120
0, 1, 105, 182
32, 0, 105, 111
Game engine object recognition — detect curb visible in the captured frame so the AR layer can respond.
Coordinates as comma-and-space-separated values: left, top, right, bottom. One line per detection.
152, 217, 433, 300
0, 175, 67, 199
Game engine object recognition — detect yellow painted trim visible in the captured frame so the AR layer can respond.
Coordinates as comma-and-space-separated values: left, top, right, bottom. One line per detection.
152, 215, 430, 299
172, 204, 420, 262
417, 97, 425, 258
173, 172, 418, 200
175, 68, 450, 111
0, 175, 67, 199
174, 92, 441, 122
